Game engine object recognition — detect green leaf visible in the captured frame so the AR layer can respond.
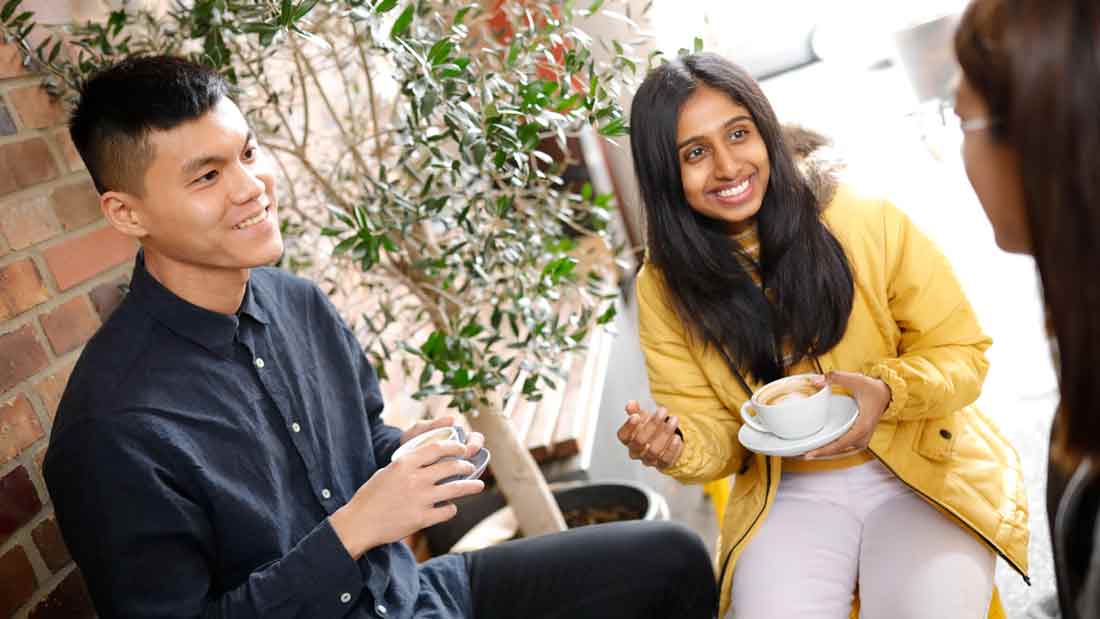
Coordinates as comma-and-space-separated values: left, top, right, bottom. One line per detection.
375, 0, 399, 13
597, 303, 618, 325
454, 5, 473, 24
693, 36, 704, 53
460, 322, 483, 338
506, 40, 520, 67
390, 4, 414, 39
1, 0, 21, 23
597, 117, 627, 137
294, 0, 321, 20
586, 0, 606, 15
428, 39, 453, 66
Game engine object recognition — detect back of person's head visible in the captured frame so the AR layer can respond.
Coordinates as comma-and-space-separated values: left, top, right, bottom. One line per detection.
956, 0, 1100, 461
70, 55, 231, 195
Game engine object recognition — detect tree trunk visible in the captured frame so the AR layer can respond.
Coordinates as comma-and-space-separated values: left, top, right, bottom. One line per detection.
467, 402, 567, 537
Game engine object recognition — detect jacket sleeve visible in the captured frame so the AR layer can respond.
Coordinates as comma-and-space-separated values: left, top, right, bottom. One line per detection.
45, 419, 366, 619
860, 201, 992, 421
635, 267, 745, 484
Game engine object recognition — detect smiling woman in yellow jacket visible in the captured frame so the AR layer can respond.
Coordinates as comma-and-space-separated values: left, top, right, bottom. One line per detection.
617, 53, 1029, 618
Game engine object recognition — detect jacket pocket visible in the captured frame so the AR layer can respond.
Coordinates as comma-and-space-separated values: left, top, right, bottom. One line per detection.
914, 413, 961, 461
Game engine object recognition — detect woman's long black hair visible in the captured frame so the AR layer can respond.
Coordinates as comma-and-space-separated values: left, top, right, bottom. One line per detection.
630, 53, 854, 384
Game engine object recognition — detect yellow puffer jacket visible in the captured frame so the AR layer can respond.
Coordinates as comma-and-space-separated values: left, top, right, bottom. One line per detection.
636, 185, 1029, 617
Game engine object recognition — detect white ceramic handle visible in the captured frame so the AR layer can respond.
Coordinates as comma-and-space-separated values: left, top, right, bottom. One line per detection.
740, 400, 770, 433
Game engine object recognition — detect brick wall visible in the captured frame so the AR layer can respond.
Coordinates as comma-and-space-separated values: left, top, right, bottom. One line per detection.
0, 25, 135, 618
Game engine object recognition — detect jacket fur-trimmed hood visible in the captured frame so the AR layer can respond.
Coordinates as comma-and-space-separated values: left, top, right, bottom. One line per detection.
782, 124, 844, 209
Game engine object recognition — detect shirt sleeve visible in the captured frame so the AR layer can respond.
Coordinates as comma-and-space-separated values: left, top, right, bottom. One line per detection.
860, 201, 992, 421
45, 417, 367, 619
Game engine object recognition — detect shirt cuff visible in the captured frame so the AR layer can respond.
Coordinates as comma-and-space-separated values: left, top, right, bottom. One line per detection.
294, 518, 367, 614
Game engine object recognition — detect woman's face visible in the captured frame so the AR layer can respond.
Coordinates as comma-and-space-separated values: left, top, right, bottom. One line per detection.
955, 75, 1030, 253
676, 85, 770, 235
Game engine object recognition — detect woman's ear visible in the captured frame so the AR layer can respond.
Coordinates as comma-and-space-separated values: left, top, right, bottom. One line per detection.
100, 191, 150, 239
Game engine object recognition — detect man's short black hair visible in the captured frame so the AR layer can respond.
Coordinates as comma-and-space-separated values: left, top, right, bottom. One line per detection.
69, 55, 231, 195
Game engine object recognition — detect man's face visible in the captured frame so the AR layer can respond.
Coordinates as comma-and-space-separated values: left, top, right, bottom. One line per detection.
134, 97, 282, 274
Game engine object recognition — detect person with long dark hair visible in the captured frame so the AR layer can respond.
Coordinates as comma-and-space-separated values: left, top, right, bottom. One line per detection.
615, 53, 1030, 618
954, 1, 1100, 617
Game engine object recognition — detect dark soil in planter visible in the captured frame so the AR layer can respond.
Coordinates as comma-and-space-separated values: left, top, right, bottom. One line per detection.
562, 504, 644, 528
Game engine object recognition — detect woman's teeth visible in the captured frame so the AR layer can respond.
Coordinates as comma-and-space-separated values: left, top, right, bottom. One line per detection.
717, 178, 750, 198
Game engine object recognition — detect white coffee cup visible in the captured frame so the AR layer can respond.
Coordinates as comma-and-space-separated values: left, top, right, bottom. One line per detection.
392, 426, 465, 463
391, 426, 490, 485
739, 373, 830, 439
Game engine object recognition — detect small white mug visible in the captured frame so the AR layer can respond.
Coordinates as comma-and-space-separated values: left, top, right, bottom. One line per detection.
739, 373, 830, 439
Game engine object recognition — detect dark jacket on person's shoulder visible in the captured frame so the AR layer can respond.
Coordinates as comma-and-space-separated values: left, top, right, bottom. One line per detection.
1049, 452, 1100, 619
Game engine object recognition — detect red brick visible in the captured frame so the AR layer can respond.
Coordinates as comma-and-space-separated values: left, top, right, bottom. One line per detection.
0, 395, 44, 465
0, 196, 62, 250
0, 138, 59, 197
0, 466, 42, 543
52, 129, 84, 171
33, 360, 74, 422
32, 516, 70, 572
39, 296, 100, 355
7, 85, 66, 130
0, 325, 50, 393
88, 276, 128, 321
43, 225, 136, 290
28, 568, 95, 619
50, 180, 100, 232
0, 42, 27, 79
0, 545, 37, 617
0, 258, 50, 319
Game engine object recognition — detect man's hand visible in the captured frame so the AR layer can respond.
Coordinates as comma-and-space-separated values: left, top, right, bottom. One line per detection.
400, 415, 485, 460
330, 440, 484, 559
803, 371, 892, 459
617, 400, 684, 469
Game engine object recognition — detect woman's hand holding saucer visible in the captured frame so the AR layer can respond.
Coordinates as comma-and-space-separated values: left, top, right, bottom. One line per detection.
803, 371, 891, 459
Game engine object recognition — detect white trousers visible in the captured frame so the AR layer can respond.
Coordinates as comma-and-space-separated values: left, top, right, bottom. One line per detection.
727, 460, 996, 619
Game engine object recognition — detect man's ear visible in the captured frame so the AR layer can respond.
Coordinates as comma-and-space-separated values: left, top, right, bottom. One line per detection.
100, 191, 149, 239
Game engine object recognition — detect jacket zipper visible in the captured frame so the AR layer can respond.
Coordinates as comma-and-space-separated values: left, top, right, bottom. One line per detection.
717, 456, 773, 592
869, 450, 1031, 585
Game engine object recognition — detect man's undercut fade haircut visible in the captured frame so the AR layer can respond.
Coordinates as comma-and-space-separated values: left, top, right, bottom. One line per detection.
69, 55, 231, 195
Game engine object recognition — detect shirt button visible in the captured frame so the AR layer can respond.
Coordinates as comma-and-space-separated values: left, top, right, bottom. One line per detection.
321, 488, 332, 499
290, 422, 301, 433
339, 592, 351, 603
375, 604, 388, 616
254, 357, 265, 369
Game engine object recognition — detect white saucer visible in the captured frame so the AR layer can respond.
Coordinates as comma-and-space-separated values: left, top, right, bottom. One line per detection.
738, 395, 859, 457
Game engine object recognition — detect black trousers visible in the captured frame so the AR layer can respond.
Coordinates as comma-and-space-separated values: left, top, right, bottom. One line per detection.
465, 520, 718, 619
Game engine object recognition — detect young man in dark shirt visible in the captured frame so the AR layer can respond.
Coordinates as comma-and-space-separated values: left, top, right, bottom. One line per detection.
43, 55, 717, 618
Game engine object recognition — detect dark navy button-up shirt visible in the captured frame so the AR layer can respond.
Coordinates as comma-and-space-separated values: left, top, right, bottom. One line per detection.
44, 255, 471, 618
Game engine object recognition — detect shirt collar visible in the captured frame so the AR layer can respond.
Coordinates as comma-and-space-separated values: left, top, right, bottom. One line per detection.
129, 251, 269, 355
